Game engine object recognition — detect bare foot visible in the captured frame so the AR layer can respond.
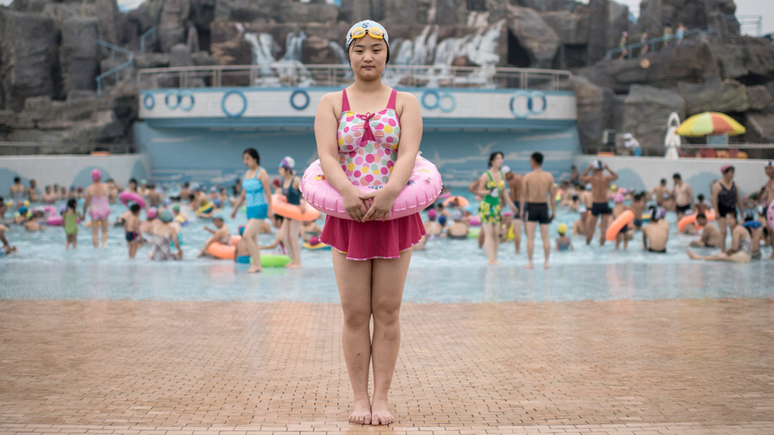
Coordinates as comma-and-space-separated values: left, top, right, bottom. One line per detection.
487, 261, 502, 266
544, 262, 550, 269
285, 263, 302, 269
524, 263, 534, 269
687, 250, 699, 260
246, 266, 263, 274
349, 399, 371, 425
370, 398, 394, 425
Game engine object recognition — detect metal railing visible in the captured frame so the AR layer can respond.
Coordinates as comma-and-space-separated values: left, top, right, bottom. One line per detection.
96, 40, 134, 97
137, 64, 572, 91
727, 14, 762, 36
0, 141, 134, 156
606, 28, 716, 59
140, 27, 157, 53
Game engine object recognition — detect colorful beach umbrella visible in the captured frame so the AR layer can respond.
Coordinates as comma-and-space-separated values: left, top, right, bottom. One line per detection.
676, 112, 746, 137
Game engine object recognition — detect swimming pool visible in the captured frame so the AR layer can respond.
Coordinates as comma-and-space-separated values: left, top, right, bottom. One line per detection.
1, 195, 771, 303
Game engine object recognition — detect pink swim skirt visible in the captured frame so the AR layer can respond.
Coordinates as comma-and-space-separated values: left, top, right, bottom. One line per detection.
320, 213, 425, 261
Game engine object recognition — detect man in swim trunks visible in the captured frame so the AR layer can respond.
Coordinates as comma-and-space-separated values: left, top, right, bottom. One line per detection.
761, 161, 774, 258
27, 179, 39, 203
10, 177, 24, 210
580, 160, 619, 246
643, 207, 669, 253
508, 168, 524, 253
179, 182, 191, 203
672, 173, 694, 221
651, 179, 670, 208
688, 213, 722, 248
521, 152, 556, 269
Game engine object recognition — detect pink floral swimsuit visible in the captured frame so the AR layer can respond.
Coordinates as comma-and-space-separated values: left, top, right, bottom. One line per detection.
337, 88, 401, 187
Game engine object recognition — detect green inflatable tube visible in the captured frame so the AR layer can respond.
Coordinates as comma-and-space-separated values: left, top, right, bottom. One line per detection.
467, 228, 481, 238
252, 254, 291, 267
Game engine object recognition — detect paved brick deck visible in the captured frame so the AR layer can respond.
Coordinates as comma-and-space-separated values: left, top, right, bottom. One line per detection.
1, 299, 773, 434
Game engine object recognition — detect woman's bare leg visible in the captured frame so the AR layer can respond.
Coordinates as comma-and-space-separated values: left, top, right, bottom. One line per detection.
286, 219, 303, 268
370, 249, 412, 425
483, 223, 500, 265
332, 251, 374, 425
718, 217, 728, 251
91, 219, 99, 248
687, 250, 732, 261
100, 218, 109, 247
242, 218, 264, 273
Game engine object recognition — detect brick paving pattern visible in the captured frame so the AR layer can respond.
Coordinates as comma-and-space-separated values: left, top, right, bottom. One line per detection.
1, 299, 773, 434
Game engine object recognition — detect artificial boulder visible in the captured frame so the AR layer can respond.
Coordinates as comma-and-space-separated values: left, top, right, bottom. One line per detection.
159, 0, 191, 53
570, 76, 606, 145
170, 44, 194, 67
60, 17, 100, 95
621, 84, 685, 151
745, 112, 774, 144
745, 85, 773, 111
506, 5, 560, 69
0, 11, 60, 112
586, 0, 609, 64
676, 79, 749, 116
539, 11, 589, 45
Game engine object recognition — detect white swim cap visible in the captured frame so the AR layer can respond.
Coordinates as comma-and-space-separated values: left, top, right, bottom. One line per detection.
592, 160, 604, 170
501, 165, 511, 174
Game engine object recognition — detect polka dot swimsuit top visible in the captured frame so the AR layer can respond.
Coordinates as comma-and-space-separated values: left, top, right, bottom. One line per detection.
337, 88, 401, 187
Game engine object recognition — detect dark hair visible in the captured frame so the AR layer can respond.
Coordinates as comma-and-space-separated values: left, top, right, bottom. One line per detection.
0, 196, 4, 204
488, 152, 504, 168
129, 178, 137, 185
274, 214, 284, 224
184, 182, 190, 187
571, 165, 576, 170
130, 203, 141, 213
634, 192, 643, 200
67, 199, 77, 210
243, 148, 260, 165
697, 194, 704, 201
531, 152, 544, 166
660, 178, 666, 184
723, 165, 735, 174
673, 173, 681, 180
696, 213, 706, 220
14, 177, 20, 183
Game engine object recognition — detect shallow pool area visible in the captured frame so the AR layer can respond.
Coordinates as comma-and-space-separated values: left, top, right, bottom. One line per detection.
1, 197, 772, 303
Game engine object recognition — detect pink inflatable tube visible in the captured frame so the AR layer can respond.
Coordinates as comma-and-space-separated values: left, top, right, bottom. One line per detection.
46, 215, 80, 226
119, 191, 146, 209
300, 155, 443, 220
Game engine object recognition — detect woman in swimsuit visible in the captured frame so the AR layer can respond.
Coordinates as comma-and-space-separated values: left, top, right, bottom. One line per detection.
470, 152, 518, 265
711, 165, 744, 251
149, 210, 183, 261
278, 156, 306, 268
231, 148, 272, 273
83, 169, 111, 248
313, 20, 426, 426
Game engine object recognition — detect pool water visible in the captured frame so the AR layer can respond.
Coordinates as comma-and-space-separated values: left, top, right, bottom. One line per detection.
1, 194, 771, 303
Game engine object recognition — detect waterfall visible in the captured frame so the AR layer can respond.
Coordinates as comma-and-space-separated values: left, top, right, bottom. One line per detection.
328, 41, 352, 79
393, 39, 414, 66
281, 30, 307, 62
245, 31, 314, 87
244, 32, 278, 76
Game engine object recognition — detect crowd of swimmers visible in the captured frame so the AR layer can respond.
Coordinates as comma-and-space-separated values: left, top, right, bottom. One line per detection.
2, 157, 774, 266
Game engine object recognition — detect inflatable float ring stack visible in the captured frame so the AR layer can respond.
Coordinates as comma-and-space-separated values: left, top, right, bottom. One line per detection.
300, 154, 443, 220
119, 191, 146, 209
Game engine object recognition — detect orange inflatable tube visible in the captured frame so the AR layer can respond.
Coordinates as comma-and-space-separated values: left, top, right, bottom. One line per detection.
605, 210, 634, 241
272, 194, 320, 221
207, 235, 240, 259
677, 210, 716, 232
442, 196, 469, 208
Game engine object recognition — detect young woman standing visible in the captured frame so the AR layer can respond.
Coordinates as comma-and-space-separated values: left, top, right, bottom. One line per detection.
278, 156, 305, 268
313, 20, 426, 426
231, 148, 272, 273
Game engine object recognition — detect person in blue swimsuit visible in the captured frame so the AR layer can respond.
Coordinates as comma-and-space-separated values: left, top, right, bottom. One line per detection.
231, 148, 272, 273
278, 156, 306, 268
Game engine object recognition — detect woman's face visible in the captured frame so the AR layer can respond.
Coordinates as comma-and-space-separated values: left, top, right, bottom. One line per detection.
278, 167, 288, 177
726, 214, 737, 227
349, 35, 387, 80
491, 154, 504, 169
724, 169, 734, 180
243, 153, 257, 168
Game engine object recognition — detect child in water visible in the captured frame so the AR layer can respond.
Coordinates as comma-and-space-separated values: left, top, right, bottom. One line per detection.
260, 215, 288, 255
63, 199, 82, 250
199, 213, 232, 257
124, 203, 142, 259
234, 226, 251, 265
630, 192, 647, 230
555, 223, 573, 251
24, 210, 46, 232
301, 219, 322, 242
612, 193, 631, 250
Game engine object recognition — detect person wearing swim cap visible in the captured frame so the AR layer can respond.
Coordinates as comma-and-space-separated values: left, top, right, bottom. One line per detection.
148, 210, 183, 261
611, 192, 631, 250
278, 156, 306, 269
573, 206, 589, 236
231, 148, 272, 273
83, 169, 111, 248
761, 161, 774, 258
630, 192, 647, 230
313, 19, 425, 426
555, 223, 573, 251
199, 213, 232, 257
711, 165, 743, 251
580, 160, 618, 246
642, 207, 669, 253
10, 177, 24, 210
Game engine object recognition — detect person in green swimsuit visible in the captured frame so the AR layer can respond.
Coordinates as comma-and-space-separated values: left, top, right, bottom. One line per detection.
63, 199, 82, 250
470, 152, 520, 265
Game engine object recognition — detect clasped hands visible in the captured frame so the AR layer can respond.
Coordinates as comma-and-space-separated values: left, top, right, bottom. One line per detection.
342, 186, 396, 222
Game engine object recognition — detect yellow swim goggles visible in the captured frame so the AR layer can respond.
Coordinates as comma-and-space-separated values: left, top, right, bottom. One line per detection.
349, 26, 384, 41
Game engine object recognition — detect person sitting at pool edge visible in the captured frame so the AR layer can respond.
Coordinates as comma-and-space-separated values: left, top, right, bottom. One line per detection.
199, 213, 232, 257
124, 203, 142, 259
555, 223, 573, 251
687, 212, 751, 263
642, 207, 669, 253
687, 213, 722, 248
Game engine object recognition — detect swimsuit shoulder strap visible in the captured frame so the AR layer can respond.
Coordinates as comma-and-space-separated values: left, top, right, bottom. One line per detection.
341, 89, 351, 112
386, 89, 397, 110
485, 171, 493, 182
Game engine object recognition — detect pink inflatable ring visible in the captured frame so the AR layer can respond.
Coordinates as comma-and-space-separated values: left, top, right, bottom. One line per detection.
119, 191, 146, 209
300, 155, 443, 220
